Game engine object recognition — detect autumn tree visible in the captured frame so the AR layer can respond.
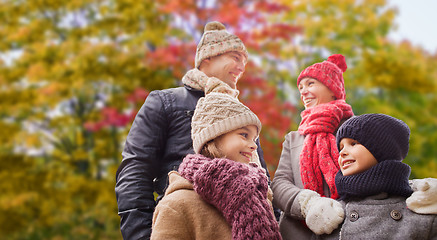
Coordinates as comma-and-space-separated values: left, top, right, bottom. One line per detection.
0, 0, 298, 238
349, 41, 437, 178
1, 0, 435, 238
276, 0, 437, 178
0, 1, 171, 238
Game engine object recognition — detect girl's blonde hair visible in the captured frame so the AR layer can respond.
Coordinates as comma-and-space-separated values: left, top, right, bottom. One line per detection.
200, 140, 224, 159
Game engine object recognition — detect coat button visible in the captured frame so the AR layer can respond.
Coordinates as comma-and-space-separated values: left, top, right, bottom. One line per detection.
390, 210, 402, 220
349, 211, 359, 222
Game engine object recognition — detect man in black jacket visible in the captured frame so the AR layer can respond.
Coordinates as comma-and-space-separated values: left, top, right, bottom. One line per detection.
115, 21, 270, 239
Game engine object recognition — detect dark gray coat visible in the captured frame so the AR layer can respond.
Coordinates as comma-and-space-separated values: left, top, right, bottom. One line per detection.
315, 193, 437, 240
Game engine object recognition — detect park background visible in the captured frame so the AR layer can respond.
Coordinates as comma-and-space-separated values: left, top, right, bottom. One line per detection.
1, 0, 436, 239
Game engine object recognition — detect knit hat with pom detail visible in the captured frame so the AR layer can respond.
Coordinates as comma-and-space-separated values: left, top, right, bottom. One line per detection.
336, 113, 410, 162
191, 92, 261, 154
195, 21, 248, 69
297, 54, 347, 100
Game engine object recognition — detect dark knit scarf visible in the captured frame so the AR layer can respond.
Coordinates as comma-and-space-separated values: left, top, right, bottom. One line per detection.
298, 100, 353, 199
179, 154, 282, 240
335, 161, 413, 201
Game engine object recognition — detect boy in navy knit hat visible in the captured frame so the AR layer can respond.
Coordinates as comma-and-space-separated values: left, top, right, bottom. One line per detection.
314, 113, 437, 239
336, 113, 412, 199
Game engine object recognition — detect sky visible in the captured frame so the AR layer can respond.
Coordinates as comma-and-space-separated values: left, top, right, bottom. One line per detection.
388, 0, 437, 53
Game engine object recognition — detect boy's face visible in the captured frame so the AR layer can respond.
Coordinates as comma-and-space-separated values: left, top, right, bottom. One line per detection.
199, 51, 247, 89
338, 138, 378, 176
214, 125, 258, 164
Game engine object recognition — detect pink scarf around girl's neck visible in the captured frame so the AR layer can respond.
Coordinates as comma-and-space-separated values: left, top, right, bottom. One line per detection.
179, 154, 282, 240
298, 100, 353, 199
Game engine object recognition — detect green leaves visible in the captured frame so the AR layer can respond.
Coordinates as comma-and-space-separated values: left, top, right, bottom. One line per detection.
349, 40, 437, 178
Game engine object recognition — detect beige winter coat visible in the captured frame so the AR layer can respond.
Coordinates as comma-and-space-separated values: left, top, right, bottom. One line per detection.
151, 171, 232, 240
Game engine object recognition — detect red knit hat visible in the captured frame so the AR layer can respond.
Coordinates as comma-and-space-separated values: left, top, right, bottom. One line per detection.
297, 54, 347, 100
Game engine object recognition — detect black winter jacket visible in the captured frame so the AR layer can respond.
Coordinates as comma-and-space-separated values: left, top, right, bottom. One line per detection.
115, 85, 269, 240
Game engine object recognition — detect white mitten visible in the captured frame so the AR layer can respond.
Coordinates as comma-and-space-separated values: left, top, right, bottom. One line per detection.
298, 189, 344, 235
406, 178, 437, 214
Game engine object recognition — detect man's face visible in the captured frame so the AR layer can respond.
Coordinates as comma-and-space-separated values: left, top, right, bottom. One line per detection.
200, 51, 247, 89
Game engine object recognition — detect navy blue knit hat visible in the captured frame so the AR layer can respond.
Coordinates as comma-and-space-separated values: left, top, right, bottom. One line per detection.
336, 114, 410, 162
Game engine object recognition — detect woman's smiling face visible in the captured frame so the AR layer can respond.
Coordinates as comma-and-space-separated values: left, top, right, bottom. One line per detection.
298, 78, 336, 109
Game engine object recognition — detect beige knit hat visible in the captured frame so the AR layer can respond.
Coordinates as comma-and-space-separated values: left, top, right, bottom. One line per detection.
195, 21, 248, 68
191, 92, 261, 154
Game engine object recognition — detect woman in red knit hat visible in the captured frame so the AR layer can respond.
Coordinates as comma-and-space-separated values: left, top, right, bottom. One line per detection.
271, 54, 437, 240
272, 54, 350, 239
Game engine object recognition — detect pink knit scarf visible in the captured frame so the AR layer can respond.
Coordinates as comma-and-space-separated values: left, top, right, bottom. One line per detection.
298, 100, 353, 199
179, 154, 282, 240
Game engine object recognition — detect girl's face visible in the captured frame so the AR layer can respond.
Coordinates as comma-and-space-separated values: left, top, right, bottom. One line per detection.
338, 138, 378, 176
214, 125, 258, 164
298, 78, 336, 109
